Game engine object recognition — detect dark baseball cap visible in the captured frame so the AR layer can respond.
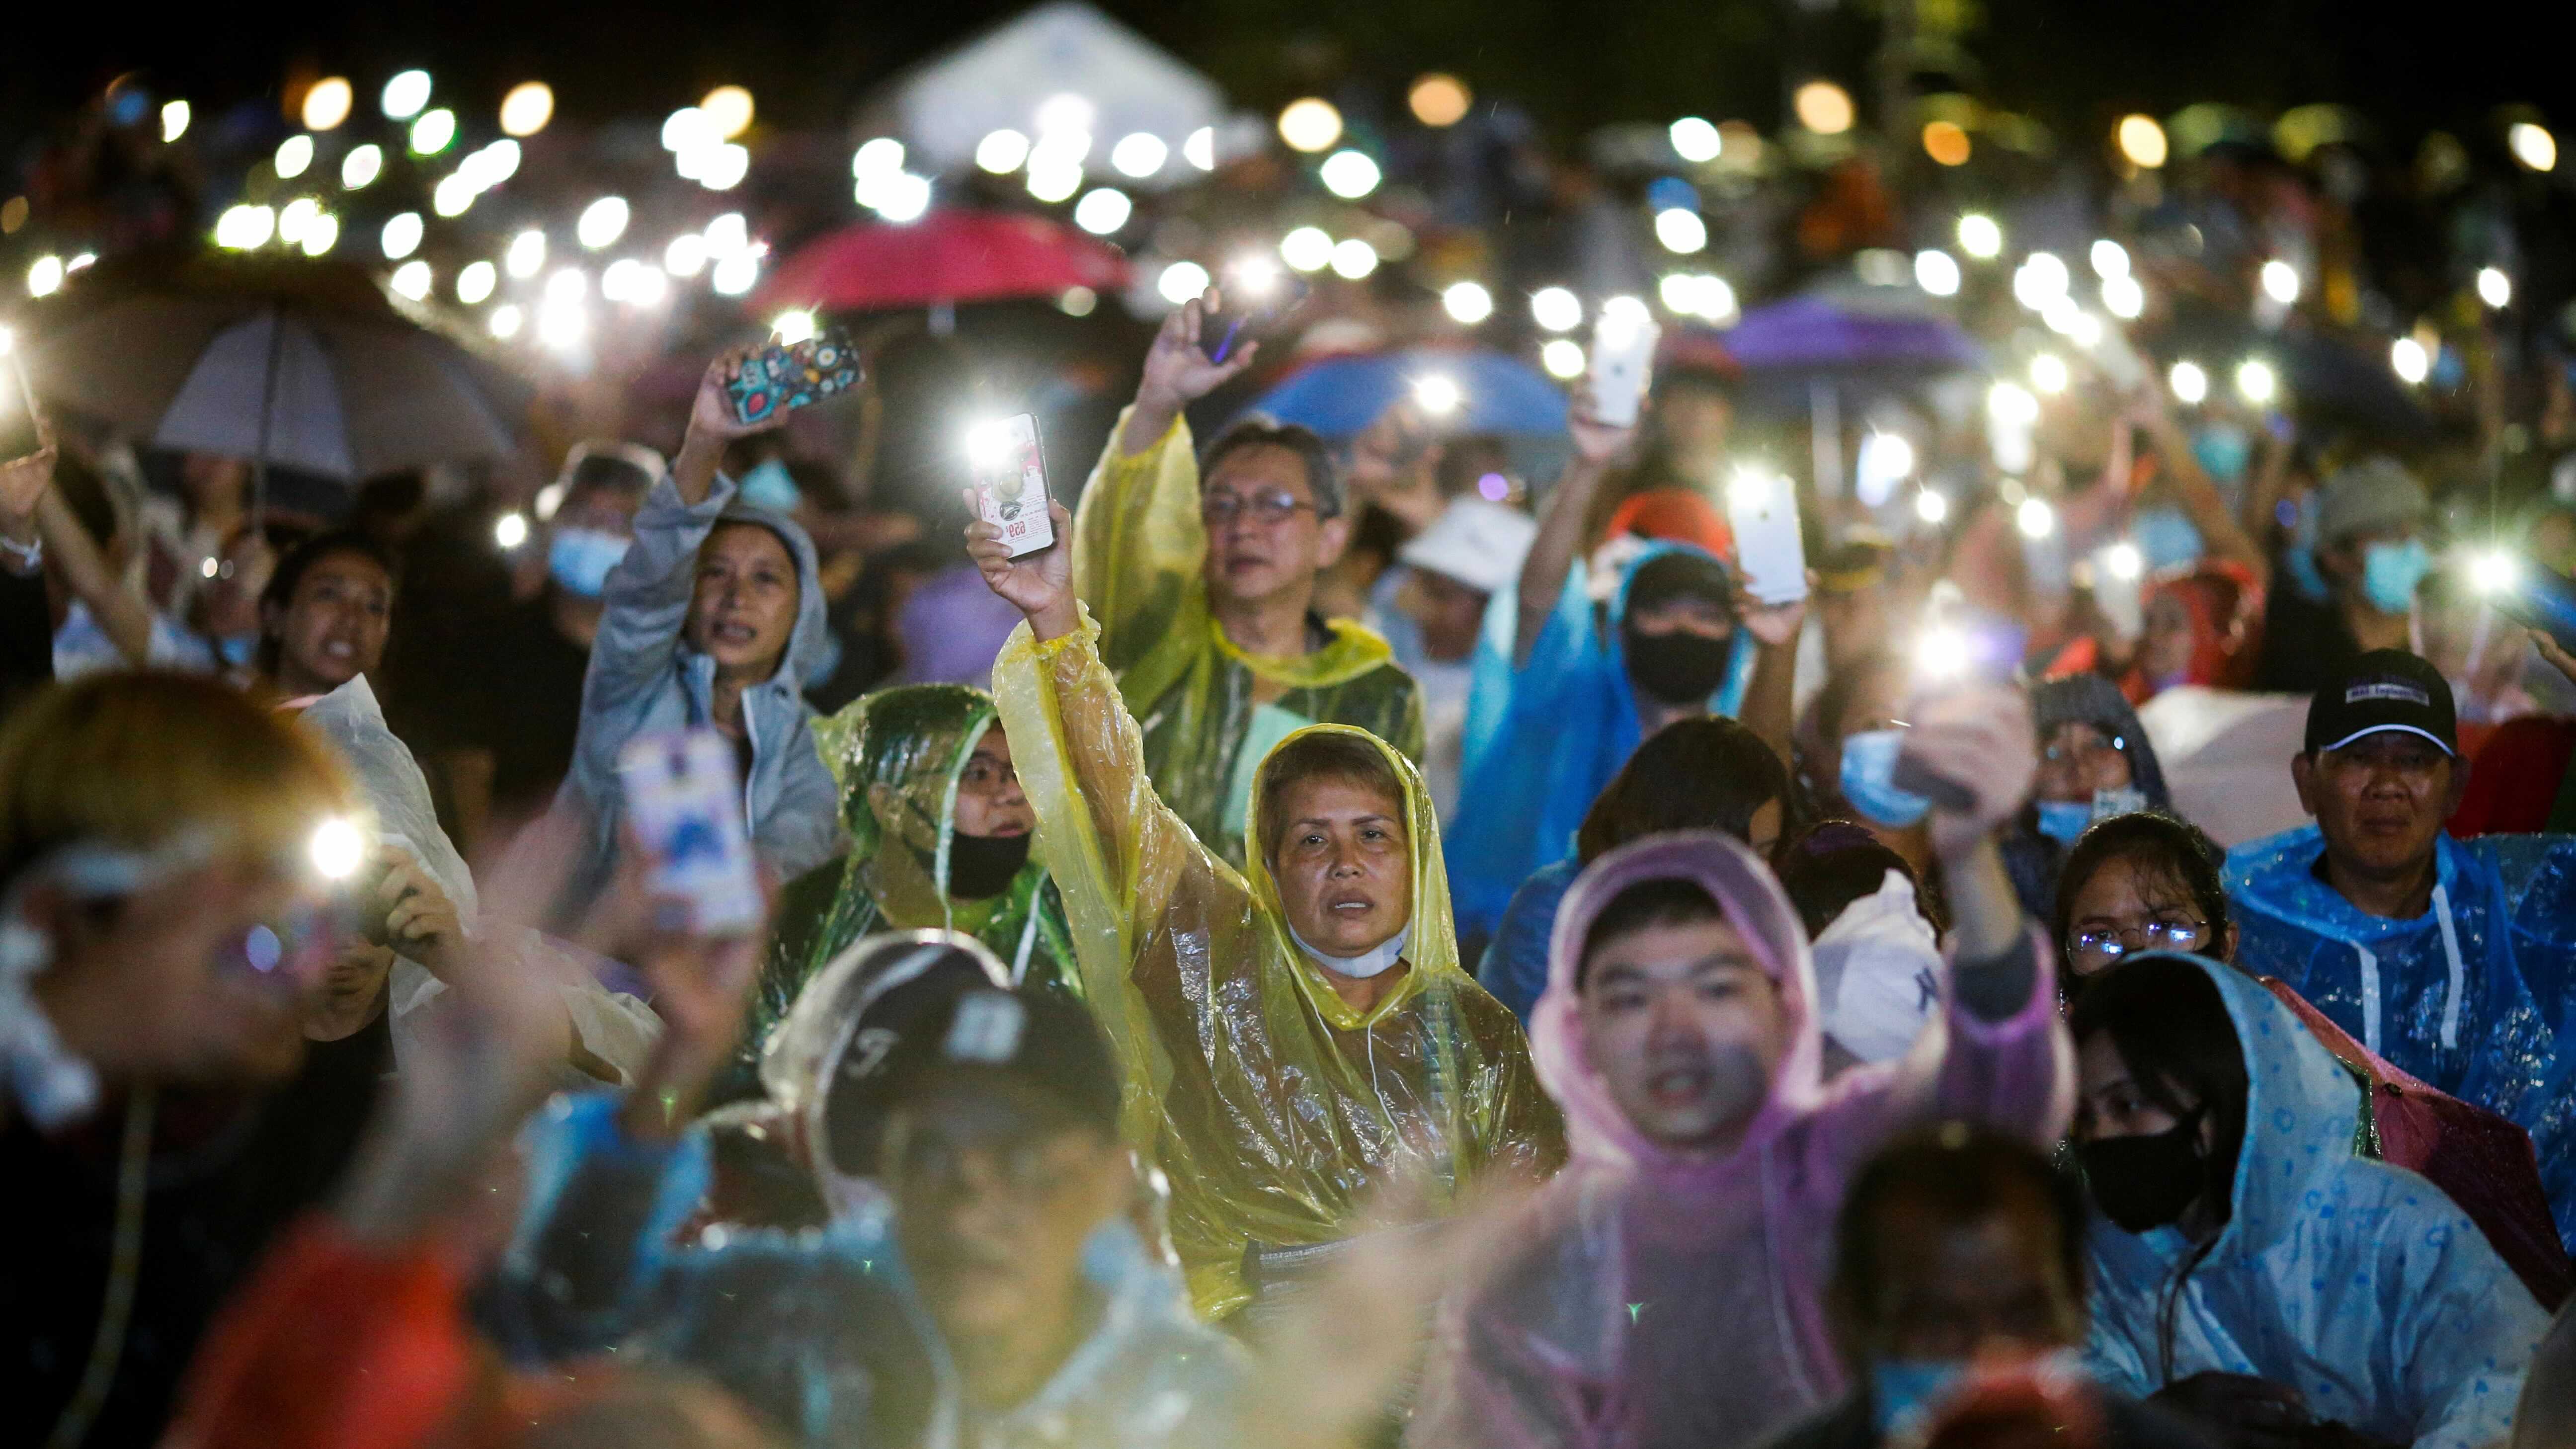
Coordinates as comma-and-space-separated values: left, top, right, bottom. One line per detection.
873, 986, 1122, 1142
2305, 650, 2458, 757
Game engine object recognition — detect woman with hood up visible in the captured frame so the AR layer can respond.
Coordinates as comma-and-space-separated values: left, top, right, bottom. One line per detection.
2068, 953, 2545, 1449
558, 348, 846, 905
2001, 674, 2171, 921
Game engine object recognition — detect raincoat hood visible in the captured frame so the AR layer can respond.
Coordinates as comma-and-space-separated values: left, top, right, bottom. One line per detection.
1530, 830, 1820, 1179
812, 684, 1036, 922
696, 501, 834, 691
2031, 673, 2170, 809
299, 675, 472, 913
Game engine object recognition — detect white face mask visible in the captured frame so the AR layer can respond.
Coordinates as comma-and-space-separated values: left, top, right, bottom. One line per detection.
1289, 921, 1412, 978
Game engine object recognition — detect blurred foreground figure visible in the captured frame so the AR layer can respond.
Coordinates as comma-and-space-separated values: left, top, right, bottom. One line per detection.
1410, 681, 2071, 1449
973, 498, 1560, 1318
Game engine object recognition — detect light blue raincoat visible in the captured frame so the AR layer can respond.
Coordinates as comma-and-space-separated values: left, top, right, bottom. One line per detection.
1447, 542, 1754, 943
2084, 955, 2548, 1449
2227, 825, 2576, 1241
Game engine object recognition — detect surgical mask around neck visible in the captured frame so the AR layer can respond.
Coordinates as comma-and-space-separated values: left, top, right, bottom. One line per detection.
2360, 538, 2432, 615
548, 527, 631, 598
1289, 920, 1411, 978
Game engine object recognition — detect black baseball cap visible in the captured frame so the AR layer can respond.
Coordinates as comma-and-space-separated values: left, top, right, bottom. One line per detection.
873, 986, 1122, 1141
2305, 650, 2458, 757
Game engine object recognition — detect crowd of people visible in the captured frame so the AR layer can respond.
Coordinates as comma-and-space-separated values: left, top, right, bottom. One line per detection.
15, 121, 2576, 1449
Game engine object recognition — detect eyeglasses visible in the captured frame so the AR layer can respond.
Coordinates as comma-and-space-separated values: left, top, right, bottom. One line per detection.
957, 756, 1020, 796
2069, 919, 2208, 966
1200, 487, 1316, 527
2041, 731, 2128, 768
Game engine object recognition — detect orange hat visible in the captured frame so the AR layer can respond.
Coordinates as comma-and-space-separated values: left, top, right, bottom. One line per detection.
1606, 487, 1734, 560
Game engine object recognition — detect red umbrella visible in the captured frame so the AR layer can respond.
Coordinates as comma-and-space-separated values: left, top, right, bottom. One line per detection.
752, 209, 1130, 314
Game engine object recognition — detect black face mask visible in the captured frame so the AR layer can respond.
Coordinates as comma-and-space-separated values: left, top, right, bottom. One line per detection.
2076, 1110, 2208, 1232
945, 829, 1033, 899
1622, 623, 1734, 705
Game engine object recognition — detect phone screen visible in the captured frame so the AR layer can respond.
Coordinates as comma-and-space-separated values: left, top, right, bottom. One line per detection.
1725, 469, 1807, 605
1, 352, 43, 465
724, 335, 861, 427
1586, 309, 1661, 427
617, 729, 765, 936
968, 413, 1054, 559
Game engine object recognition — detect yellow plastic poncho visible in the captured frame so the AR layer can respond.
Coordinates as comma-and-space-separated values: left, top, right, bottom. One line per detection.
1073, 409, 1426, 869
994, 609, 1563, 1318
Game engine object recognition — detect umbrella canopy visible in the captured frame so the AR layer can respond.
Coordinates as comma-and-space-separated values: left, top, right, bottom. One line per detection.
20, 252, 526, 482
1710, 295, 1986, 378
753, 209, 1130, 314
1248, 347, 1569, 439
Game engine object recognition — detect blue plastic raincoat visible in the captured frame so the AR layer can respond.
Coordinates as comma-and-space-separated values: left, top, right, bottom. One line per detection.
2083, 955, 2548, 1449
2227, 825, 2576, 1241
1447, 543, 1754, 943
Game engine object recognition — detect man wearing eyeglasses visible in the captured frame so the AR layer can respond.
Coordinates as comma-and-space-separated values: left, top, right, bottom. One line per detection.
1071, 291, 1423, 867
2228, 649, 2576, 1243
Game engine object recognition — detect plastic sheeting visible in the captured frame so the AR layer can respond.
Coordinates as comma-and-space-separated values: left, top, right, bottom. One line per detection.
991, 610, 1561, 1317
1071, 408, 1424, 868
1409, 832, 2071, 1449
2135, 686, 2312, 848
2082, 956, 2546, 1449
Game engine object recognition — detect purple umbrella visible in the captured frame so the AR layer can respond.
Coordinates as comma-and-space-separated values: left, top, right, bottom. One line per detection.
1698, 295, 1985, 377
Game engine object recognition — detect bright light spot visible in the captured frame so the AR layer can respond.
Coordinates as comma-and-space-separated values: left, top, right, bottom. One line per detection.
2091, 239, 2129, 279
852, 137, 905, 182
1110, 133, 1167, 178
411, 108, 456, 155
302, 78, 352, 131
1660, 272, 1736, 322
214, 205, 275, 250
1184, 127, 1216, 170
2392, 336, 2430, 384
976, 130, 1030, 173
277, 197, 319, 244
1541, 338, 1587, 379
1601, 294, 1649, 329
375, 211, 420, 260
494, 511, 529, 549
663, 108, 712, 152
432, 174, 476, 217
2169, 359, 2209, 404
1281, 227, 1334, 272
160, 100, 190, 143
546, 267, 587, 303
1921, 120, 1971, 166
2236, 358, 2277, 405
1531, 286, 1583, 331
495, 230, 542, 279
1793, 80, 1854, 135
772, 310, 816, 345
1063, 187, 1126, 234
698, 144, 749, 191
1414, 375, 1463, 415
1655, 208, 1707, 253
1443, 281, 1494, 324
575, 197, 629, 250
456, 259, 496, 304
1026, 156, 1083, 203
489, 303, 523, 339
310, 818, 367, 880
342, 144, 383, 189
300, 213, 337, 256
1917, 625, 1972, 678
2030, 353, 2070, 394
537, 297, 587, 352
2012, 251, 2071, 309
2472, 550, 2520, 594
1915, 249, 1961, 296
700, 85, 755, 140
1727, 466, 1776, 512
1035, 93, 1094, 137
1915, 488, 1950, 524
1670, 116, 1722, 163
2102, 274, 2146, 319
2040, 295, 2085, 336
2478, 266, 2512, 309
1278, 98, 1343, 153
1402, 73, 1470, 127
2105, 542, 2144, 581
390, 260, 432, 300
2116, 114, 2169, 168
604, 259, 667, 307
1988, 380, 2040, 426
704, 214, 748, 256
2509, 123, 2557, 173
27, 255, 65, 296
871, 172, 933, 222
499, 81, 553, 137
1059, 286, 1097, 316
1319, 150, 1381, 199
2064, 311, 2103, 349
272, 135, 315, 180
66, 252, 93, 272
1957, 213, 2004, 259
1158, 260, 1212, 305
1856, 432, 1916, 504
382, 70, 432, 120
1329, 238, 1379, 280
649, 237, 700, 281
2259, 259, 2300, 305
2016, 497, 2057, 539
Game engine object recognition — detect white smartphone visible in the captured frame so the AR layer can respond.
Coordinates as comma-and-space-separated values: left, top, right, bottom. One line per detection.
1726, 468, 1808, 605
1585, 308, 1661, 428
617, 728, 764, 936
968, 413, 1054, 559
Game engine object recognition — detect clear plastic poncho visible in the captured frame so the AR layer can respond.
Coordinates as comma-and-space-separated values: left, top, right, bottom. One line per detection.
1071, 409, 1426, 869
1410, 832, 2070, 1449
991, 609, 1563, 1318
2082, 955, 2548, 1449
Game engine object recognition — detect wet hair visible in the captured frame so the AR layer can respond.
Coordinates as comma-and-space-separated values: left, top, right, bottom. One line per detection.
1576, 717, 1795, 864
1776, 820, 1944, 939
1200, 415, 1343, 518
2067, 957, 2248, 1230
256, 528, 401, 680
2051, 812, 2232, 970
1578, 876, 1725, 986
1257, 732, 1403, 864
1830, 1125, 2089, 1341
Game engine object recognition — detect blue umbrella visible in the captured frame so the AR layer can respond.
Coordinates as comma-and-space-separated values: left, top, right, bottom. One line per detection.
1247, 348, 1569, 438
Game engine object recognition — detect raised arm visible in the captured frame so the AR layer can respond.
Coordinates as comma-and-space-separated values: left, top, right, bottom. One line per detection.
1515, 407, 1633, 669
2128, 388, 2271, 589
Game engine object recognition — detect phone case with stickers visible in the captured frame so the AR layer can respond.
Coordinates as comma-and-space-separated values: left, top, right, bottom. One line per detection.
724, 335, 862, 427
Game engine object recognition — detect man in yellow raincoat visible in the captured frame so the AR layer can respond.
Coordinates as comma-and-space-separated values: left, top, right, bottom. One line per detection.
1074, 288, 1424, 868
970, 494, 1562, 1319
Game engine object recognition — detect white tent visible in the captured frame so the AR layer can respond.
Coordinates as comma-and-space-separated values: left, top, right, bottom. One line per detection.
883, 1, 1226, 186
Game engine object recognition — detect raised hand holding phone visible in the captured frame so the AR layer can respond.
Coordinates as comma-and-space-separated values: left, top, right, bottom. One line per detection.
966, 493, 1077, 642
966, 413, 1054, 559
1121, 290, 1264, 456
1585, 303, 1661, 428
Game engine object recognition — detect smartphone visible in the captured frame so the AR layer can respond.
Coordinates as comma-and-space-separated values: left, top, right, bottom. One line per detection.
967, 414, 1054, 559
1, 350, 44, 466
725, 334, 862, 427
1726, 468, 1808, 605
1586, 308, 1661, 428
1201, 273, 1310, 363
2484, 555, 2576, 654
618, 729, 764, 936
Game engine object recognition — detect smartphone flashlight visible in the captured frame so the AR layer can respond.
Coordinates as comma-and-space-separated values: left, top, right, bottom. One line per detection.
1413, 375, 1463, 417
964, 418, 1014, 469
1914, 625, 1973, 683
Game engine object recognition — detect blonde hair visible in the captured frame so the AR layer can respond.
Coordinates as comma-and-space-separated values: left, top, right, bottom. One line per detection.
0, 671, 360, 886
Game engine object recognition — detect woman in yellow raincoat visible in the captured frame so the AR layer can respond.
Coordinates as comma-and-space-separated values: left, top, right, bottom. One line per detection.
974, 495, 1562, 1318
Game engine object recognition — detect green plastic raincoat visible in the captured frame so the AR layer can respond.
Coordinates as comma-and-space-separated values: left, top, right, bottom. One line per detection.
993, 609, 1563, 1317
756, 685, 1073, 1068
1073, 410, 1425, 867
